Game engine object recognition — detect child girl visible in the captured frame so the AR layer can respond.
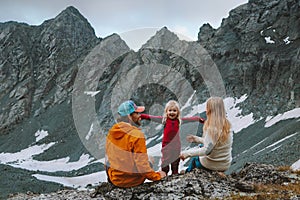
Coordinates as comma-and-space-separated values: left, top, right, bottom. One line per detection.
141, 100, 205, 175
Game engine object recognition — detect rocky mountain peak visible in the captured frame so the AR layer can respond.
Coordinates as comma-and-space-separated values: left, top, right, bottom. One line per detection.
105, 33, 123, 41
155, 26, 178, 38
60, 6, 82, 16
37, 5, 99, 63
142, 26, 180, 50
198, 23, 215, 43
199, 0, 300, 49
52, 6, 92, 28
0, 5, 100, 135
40, 5, 96, 39
197, 0, 299, 117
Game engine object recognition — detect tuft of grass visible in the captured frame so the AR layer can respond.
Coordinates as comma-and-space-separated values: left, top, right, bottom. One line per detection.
255, 182, 300, 194
276, 165, 300, 175
228, 181, 300, 200
293, 170, 300, 175
276, 165, 291, 172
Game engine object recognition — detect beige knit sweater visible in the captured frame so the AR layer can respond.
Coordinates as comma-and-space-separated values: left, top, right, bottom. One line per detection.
181, 130, 233, 172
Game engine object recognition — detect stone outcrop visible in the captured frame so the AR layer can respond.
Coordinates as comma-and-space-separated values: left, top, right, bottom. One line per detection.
7, 163, 300, 200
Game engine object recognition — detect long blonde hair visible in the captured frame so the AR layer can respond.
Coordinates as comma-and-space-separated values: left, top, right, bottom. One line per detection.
203, 97, 231, 143
162, 100, 182, 125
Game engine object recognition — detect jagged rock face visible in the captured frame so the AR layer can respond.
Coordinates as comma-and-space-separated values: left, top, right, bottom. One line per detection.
198, 0, 300, 117
0, 1, 298, 136
0, 6, 100, 134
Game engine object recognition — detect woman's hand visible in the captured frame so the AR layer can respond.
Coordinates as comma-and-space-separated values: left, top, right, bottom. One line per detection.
179, 154, 186, 161
186, 135, 196, 143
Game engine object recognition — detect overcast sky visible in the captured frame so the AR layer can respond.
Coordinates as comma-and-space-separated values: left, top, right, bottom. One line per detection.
0, 0, 248, 40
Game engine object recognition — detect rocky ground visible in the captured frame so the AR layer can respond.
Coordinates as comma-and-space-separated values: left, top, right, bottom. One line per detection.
7, 163, 300, 200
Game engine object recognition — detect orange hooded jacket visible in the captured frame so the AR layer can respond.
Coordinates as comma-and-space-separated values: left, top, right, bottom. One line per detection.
105, 122, 161, 187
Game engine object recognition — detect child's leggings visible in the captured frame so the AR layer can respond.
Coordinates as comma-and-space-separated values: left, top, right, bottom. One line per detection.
162, 158, 180, 175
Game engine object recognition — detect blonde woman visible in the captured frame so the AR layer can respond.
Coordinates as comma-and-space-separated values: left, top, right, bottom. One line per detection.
180, 97, 233, 172
141, 100, 205, 175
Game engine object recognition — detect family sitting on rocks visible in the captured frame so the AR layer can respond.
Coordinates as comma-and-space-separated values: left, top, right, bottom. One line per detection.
105, 97, 233, 188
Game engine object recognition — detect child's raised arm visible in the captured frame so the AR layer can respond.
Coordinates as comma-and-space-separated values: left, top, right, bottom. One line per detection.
181, 116, 205, 124
141, 114, 163, 124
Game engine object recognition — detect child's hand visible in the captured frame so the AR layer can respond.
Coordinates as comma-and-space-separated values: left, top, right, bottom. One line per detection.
199, 117, 205, 123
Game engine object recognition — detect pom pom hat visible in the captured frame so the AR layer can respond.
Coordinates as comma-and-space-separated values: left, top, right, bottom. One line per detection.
118, 100, 145, 116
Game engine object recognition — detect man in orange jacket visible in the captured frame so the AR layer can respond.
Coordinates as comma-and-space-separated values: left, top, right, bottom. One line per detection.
105, 100, 166, 187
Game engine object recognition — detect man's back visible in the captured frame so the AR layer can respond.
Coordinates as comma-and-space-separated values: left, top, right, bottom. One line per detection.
106, 122, 161, 187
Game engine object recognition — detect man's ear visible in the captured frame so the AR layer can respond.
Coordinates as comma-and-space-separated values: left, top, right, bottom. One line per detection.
127, 114, 133, 122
